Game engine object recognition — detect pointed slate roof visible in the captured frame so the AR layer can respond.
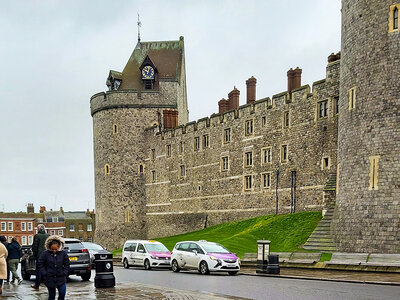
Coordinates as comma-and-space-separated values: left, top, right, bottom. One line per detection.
111, 36, 185, 91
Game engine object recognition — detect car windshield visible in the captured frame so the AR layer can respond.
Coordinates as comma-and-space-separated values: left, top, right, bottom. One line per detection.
65, 241, 84, 250
144, 243, 169, 252
83, 243, 104, 251
200, 243, 231, 253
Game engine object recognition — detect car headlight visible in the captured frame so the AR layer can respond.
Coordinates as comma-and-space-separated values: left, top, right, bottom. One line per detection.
209, 255, 218, 260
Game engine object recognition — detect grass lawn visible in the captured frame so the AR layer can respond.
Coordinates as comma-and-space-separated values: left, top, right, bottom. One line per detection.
113, 211, 322, 258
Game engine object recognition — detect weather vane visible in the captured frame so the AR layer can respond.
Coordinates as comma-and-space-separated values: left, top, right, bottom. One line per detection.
137, 13, 142, 43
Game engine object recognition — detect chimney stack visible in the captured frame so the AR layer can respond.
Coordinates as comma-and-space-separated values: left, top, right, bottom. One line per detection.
218, 98, 228, 114
287, 67, 302, 94
228, 87, 240, 110
27, 203, 34, 214
246, 76, 257, 104
39, 206, 46, 213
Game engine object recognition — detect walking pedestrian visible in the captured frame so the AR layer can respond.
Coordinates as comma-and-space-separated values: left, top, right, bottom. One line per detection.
7, 238, 22, 284
0, 236, 10, 284
31, 224, 49, 290
37, 236, 70, 300
0, 239, 8, 295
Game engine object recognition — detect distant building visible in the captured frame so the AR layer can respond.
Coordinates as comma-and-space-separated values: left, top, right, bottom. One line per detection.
64, 210, 95, 242
0, 204, 43, 245
42, 207, 66, 237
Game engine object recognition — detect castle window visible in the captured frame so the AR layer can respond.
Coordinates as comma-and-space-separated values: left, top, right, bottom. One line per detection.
369, 156, 379, 190
245, 120, 254, 136
179, 141, 184, 154
321, 156, 330, 170
69, 224, 74, 232
348, 87, 356, 110
244, 151, 253, 167
389, 5, 400, 32
166, 144, 171, 157
78, 224, 83, 231
318, 100, 329, 118
151, 170, 156, 182
144, 79, 153, 90
104, 164, 110, 175
203, 135, 209, 148
180, 165, 186, 177
334, 97, 339, 115
124, 210, 130, 223
221, 156, 229, 171
113, 124, 118, 134
194, 137, 200, 151
138, 164, 144, 174
262, 147, 272, 164
151, 149, 156, 160
283, 111, 290, 128
281, 145, 288, 163
224, 128, 231, 143
244, 175, 253, 190
87, 224, 92, 232
262, 116, 267, 127
262, 172, 271, 189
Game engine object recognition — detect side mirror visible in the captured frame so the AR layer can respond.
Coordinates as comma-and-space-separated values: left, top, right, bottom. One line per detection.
193, 250, 198, 255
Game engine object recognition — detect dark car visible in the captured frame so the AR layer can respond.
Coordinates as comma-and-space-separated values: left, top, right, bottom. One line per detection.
20, 238, 92, 281
64, 238, 91, 281
81, 242, 106, 269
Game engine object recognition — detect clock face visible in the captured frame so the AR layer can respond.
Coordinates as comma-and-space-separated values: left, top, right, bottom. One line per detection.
142, 65, 154, 79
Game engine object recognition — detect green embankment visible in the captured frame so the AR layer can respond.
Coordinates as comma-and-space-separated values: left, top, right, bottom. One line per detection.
113, 211, 322, 258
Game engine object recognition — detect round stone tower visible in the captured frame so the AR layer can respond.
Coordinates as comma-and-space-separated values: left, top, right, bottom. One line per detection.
91, 38, 188, 250
333, 1, 400, 253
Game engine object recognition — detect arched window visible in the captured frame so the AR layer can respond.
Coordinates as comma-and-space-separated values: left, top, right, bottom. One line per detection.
394, 7, 399, 30
104, 164, 110, 175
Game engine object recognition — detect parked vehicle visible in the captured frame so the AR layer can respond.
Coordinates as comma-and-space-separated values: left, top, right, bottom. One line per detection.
64, 238, 92, 281
122, 240, 171, 270
82, 242, 106, 269
21, 238, 92, 281
171, 240, 240, 275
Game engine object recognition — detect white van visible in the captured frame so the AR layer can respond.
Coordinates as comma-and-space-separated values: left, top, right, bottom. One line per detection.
122, 240, 171, 270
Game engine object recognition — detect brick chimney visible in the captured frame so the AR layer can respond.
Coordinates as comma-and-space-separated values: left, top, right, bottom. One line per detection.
246, 76, 257, 104
287, 67, 302, 93
27, 203, 34, 214
163, 110, 178, 129
228, 87, 240, 110
39, 206, 46, 213
218, 98, 228, 114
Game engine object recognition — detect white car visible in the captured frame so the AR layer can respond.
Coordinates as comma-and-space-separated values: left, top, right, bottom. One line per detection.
122, 240, 171, 270
171, 240, 240, 275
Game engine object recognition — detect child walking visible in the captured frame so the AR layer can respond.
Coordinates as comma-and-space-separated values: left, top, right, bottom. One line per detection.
37, 236, 70, 300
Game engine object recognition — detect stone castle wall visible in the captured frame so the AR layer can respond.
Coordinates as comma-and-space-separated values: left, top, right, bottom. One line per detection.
143, 61, 339, 239
333, 0, 400, 253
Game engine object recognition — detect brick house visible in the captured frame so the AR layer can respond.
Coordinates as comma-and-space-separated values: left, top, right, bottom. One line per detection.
64, 210, 95, 242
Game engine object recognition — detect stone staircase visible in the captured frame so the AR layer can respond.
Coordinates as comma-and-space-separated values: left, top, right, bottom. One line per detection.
303, 174, 338, 252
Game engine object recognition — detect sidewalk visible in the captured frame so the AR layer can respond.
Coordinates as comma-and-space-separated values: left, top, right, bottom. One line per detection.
0, 280, 248, 299
240, 266, 400, 285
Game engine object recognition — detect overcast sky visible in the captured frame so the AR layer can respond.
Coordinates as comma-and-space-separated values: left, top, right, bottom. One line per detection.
0, 0, 341, 213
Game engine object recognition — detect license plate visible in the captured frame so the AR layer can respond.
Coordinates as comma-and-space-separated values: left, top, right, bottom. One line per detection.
227, 263, 235, 267
69, 257, 78, 261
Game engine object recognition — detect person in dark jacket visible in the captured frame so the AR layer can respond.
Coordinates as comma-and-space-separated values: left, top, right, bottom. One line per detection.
0, 236, 10, 283
7, 237, 22, 284
31, 224, 49, 290
38, 235, 70, 300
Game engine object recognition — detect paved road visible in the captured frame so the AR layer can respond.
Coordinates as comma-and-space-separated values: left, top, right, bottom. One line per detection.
116, 266, 400, 300
2, 266, 400, 299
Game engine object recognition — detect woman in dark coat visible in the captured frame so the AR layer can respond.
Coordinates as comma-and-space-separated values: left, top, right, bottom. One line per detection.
37, 236, 70, 300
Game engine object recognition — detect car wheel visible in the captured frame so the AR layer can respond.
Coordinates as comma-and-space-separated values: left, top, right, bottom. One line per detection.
171, 259, 180, 272
199, 261, 209, 275
228, 271, 238, 276
81, 272, 91, 281
144, 259, 151, 270
123, 258, 130, 269
21, 263, 31, 280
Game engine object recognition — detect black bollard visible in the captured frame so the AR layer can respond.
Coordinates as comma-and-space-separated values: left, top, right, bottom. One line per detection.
94, 250, 115, 288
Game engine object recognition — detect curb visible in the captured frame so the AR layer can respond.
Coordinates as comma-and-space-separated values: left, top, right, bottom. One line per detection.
239, 271, 400, 286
